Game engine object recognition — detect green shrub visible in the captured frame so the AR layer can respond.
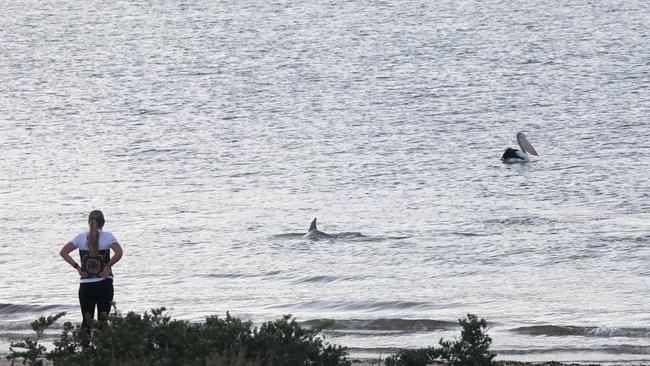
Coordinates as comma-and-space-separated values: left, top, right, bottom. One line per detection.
384, 347, 437, 366
12, 307, 349, 366
252, 315, 350, 366
437, 314, 495, 366
385, 314, 496, 366
7, 312, 66, 366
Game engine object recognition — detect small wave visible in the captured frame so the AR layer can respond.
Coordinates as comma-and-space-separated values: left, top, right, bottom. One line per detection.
271, 233, 306, 240
132, 108, 166, 116
633, 235, 650, 243
450, 231, 490, 237
270, 232, 364, 241
272, 232, 407, 242
546, 164, 587, 171
291, 275, 349, 284
300, 318, 457, 331
337, 234, 413, 242
497, 344, 650, 356
269, 300, 435, 312
348, 345, 650, 360
522, 59, 542, 64
0, 323, 32, 331
0, 321, 66, 332
0, 330, 63, 342
484, 216, 563, 226
345, 346, 399, 355
0, 304, 63, 316
511, 325, 650, 338
333, 232, 366, 239
204, 272, 252, 279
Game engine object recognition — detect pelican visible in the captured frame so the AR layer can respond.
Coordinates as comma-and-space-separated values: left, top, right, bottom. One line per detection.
501, 132, 539, 163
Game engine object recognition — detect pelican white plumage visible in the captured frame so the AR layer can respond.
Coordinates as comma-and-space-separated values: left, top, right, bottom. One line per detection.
501, 132, 539, 163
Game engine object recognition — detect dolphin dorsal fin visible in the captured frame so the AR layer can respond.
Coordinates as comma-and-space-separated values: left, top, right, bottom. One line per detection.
309, 217, 317, 231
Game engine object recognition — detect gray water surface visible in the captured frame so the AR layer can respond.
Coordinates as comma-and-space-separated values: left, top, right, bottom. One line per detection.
1, 0, 649, 362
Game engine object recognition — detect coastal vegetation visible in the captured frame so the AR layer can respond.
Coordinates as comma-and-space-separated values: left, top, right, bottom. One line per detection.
7, 310, 494, 366
385, 314, 495, 366
8, 307, 348, 366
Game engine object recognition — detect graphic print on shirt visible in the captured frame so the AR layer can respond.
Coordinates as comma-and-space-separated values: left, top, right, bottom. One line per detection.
79, 249, 111, 279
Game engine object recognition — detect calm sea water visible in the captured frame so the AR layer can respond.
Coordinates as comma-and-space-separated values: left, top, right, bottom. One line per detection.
1, 0, 649, 363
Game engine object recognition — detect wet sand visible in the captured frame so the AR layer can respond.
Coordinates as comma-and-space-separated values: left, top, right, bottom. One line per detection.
2, 358, 647, 366
1, 359, 53, 366
347, 359, 649, 366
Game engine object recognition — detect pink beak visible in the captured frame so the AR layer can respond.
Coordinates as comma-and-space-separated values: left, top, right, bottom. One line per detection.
517, 133, 539, 156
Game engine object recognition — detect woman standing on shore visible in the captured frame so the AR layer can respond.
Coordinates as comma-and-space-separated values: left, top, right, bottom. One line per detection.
60, 210, 123, 331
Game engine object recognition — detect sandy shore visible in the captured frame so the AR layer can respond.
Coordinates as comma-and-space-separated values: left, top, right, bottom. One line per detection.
2, 359, 648, 366
347, 360, 649, 366
348, 359, 650, 366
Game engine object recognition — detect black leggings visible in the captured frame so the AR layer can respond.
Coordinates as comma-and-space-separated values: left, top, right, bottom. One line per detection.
78, 279, 114, 331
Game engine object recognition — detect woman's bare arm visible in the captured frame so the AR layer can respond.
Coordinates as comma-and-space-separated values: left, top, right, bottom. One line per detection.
60, 242, 86, 276
60, 242, 79, 268
107, 242, 123, 267
100, 242, 123, 279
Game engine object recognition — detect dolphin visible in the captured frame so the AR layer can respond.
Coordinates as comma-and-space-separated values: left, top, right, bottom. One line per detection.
303, 218, 333, 240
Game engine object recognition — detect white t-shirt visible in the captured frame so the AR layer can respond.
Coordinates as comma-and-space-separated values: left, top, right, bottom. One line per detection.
71, 230, 118, 283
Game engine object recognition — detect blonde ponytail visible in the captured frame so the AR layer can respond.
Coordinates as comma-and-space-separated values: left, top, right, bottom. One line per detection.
88, 218, 99, 256
87, 210, 105, 257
